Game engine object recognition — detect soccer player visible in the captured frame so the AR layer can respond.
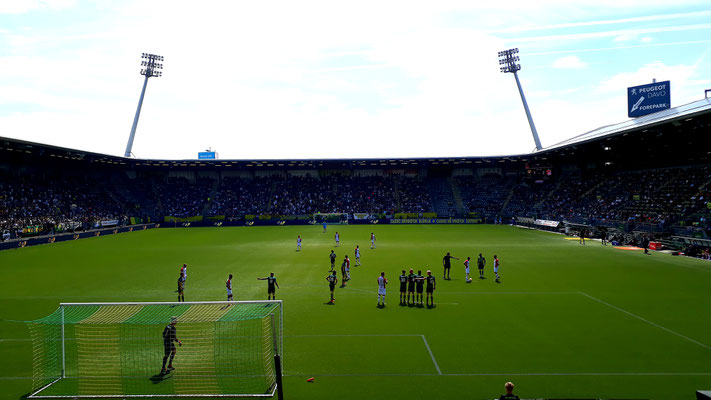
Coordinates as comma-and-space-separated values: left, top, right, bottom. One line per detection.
340, 258, 347, 285
464, 256, 471, 283
296, 235, 302, 251
326, 270, 338, 303
334, 231, 340, 247
160, 316, 182, 374
442, 252, 459, 280
425, 270, 436, 308
354, 245, 361, 266
344, 255, 351, 281
322, 221, 327, 233
579, 228, 586, 245
407, 268, 417, 306
177, 273, 185, 302
398, 269, 407, 305
494, 255, 501, 282
226, 274, 233, 301
415, 269, 425, 306
257, 272, 279, 300
477, 253, 486, 279
370, 232, 376, 249
377, 272, 388, 308
180, 264, 187, 286
600, 228, 608, 246
329, 250, 337, 271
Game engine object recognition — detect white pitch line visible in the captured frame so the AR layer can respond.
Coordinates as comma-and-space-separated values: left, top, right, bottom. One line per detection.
288, 334, 420, 338
284, 372, 711, 377
443, 291, 578, 295
421, 335, 442, 375
579, 292, 711, 351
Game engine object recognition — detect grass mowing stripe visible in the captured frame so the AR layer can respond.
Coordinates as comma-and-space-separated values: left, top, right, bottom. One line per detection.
7, 372, 711, 380
420, 335, 441, 375
579, 292, 711, 351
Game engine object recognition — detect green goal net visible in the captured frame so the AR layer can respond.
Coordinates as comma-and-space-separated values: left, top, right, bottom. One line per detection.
26, 301, 283, 398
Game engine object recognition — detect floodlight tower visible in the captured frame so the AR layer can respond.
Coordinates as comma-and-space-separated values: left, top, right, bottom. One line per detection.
124, 53, 164, 158
498, 48, 542, 151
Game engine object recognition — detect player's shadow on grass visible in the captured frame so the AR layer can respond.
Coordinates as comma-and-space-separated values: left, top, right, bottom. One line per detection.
18, 391, 30, 399
150, 373, 173, 384
323, 301, 335, 305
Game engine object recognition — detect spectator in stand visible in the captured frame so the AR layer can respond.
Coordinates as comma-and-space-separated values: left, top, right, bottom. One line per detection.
499, 381, 519, 400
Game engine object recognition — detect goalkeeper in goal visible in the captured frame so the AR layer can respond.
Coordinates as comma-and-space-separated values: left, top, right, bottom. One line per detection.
161, 316, 183, 374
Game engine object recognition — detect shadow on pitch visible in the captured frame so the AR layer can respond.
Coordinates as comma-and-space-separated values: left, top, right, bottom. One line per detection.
150, 373, 174, 384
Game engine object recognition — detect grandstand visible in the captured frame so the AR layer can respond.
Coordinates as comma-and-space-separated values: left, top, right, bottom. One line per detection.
2, 98, 710, 254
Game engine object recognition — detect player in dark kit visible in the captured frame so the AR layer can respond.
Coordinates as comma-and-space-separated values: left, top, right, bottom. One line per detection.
329, 250, 337, 271
340, 258, 347, 286
177, 273, 185, 302
477, 253, 486, 279
415, 269, 425, 307
407, 268, 417, 306
326, 271, 338, 303
161, 316, 182, 374
442, 252, 459, 280
425, 270, 436, 308
257, 273, 279, 300
398, 269, 407, 305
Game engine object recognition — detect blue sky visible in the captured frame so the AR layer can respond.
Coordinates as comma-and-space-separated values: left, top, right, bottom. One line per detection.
1, 0, 710, 159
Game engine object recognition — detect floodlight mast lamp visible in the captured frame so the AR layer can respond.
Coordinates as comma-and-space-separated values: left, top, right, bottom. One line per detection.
498, 48, 542, 151
124, 53, 164, 158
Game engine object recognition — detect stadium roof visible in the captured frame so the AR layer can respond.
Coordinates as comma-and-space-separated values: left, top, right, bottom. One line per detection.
542, 97, 711, 153
2, 96, 711, 168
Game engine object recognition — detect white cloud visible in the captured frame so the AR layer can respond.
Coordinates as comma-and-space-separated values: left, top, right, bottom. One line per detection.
596, 61, 707, 102
0, 0, 76, 14
552, 55, 587, 69
613, 33, 638, 42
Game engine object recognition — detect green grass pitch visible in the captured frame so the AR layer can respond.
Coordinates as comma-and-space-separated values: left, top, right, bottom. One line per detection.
1, 225, 710, 400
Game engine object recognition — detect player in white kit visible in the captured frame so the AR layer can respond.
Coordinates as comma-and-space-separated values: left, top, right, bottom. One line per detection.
335, 232, 340, 247
180, 264, 187, 286
354, 245, 360, 266
464, 257, 471, 283
377, 272, 388, 308
296, 235, 302, 251
344, 255, 351, 281
370, 233, 376, 249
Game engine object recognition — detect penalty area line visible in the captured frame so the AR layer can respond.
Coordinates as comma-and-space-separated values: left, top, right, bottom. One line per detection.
578, 292, 711, 351
421, 335, 442, 375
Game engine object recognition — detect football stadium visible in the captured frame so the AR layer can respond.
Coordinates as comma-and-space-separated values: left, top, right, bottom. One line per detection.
2, 4, 711, 400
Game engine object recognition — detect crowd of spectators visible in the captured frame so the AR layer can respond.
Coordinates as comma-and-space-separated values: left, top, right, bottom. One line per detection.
1, 175, 129, 240
2, 165, 709, 240
155, 177, 213, 218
